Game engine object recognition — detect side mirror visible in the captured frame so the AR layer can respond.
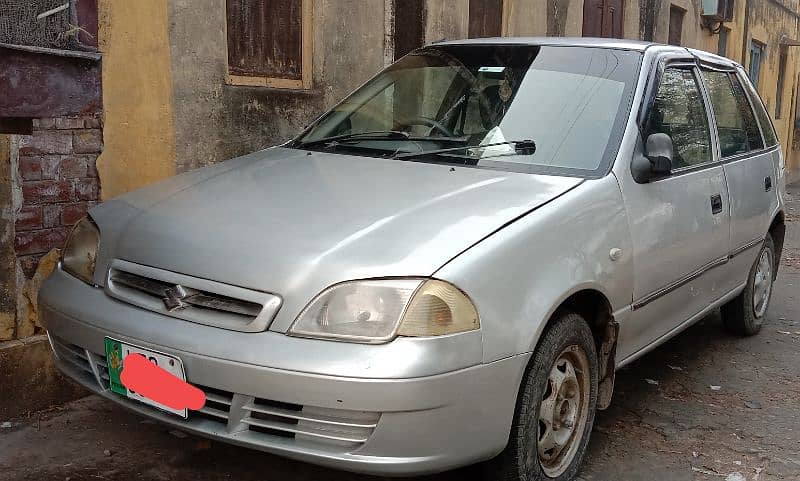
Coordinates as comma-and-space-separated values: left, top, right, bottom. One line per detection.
631, 133, 674, 183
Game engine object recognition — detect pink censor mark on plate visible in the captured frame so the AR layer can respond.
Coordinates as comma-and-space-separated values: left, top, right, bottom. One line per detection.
120, 353, 206, 411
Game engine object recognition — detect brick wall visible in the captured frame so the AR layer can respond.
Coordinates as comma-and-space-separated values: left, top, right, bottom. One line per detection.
14, 116, 102, 278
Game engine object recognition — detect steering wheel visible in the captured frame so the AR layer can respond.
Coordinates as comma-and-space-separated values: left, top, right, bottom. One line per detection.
398, 116, 455, 137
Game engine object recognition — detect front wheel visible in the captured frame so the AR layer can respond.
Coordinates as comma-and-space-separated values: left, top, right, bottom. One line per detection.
488, 312, 598, 481
721, 234, 776, 336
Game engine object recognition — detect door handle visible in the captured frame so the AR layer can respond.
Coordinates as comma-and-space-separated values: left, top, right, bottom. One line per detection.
710, 194, 723, 214
765, 176, 772, 192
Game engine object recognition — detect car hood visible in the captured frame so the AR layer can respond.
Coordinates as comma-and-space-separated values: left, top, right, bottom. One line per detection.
90, 147, 582, 330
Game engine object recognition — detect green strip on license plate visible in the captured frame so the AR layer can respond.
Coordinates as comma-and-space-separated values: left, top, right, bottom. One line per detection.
104, 338, 127, 396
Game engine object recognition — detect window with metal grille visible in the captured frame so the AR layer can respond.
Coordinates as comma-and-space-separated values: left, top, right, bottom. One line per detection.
225, 0, 312, 89
748, 39, 765, 89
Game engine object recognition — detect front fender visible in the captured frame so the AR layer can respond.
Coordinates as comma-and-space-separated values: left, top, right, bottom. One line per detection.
434, 174, 634, 363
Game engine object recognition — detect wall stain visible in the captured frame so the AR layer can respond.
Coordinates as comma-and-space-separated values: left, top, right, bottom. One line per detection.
548, 0, 571, 36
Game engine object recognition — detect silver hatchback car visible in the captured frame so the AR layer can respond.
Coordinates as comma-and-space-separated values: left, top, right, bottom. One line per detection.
41, 38, 787, 481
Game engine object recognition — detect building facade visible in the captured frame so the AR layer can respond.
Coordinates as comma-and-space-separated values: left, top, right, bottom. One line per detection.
2, 0, 800, 345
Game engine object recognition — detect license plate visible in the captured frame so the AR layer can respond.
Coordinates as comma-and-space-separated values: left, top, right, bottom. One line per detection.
104, 337, 188, 419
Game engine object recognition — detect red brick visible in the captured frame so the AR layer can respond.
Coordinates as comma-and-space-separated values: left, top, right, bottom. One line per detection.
54, 117, 84, 130
34, 118, 56, 130
42, 205, 61, 228
18, 156, 42, 181
73, 130, 103, 154
39, 155, 61, 180
18, 130, 73, 155
75, 178, 99, 201
86, 159, 99, 178
84, 117, 102, 129
58, 156, 88, 179
61, 203, 89, 226
22, 181, 73, 205
15, 228, 68, 256
15, 206, 43, 231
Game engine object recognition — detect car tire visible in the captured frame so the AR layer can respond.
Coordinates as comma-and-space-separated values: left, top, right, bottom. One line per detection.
721, 234, 776, 336
487, 311, 598, 481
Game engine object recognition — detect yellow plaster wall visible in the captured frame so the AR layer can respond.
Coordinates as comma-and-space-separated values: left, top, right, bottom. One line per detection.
96, 0, 177, 200
743, 6, 800, 164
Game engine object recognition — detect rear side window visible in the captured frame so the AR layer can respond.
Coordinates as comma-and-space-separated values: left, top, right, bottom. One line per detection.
701, 70, 765, 157
644, 68, 712, 168
739, 73, 779, 147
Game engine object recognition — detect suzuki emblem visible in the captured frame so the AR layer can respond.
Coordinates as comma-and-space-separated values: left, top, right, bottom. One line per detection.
163, 285, 188, 312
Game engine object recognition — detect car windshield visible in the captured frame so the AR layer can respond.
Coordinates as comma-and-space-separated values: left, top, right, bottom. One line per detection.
293, 44, 642, 177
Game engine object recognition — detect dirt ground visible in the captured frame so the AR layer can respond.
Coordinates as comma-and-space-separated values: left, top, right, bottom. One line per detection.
1, 185, 799, 481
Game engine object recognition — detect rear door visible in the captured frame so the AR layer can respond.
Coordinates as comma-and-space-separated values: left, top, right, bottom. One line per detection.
700, 67, 780, 280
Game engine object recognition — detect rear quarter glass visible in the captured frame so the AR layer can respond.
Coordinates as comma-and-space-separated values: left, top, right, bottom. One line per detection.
738, 71, 779, 147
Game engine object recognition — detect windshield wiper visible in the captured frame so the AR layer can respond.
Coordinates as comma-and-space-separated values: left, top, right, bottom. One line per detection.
299, 130, 411, 147
394, 139, 536, 161
298, 131, 469, 148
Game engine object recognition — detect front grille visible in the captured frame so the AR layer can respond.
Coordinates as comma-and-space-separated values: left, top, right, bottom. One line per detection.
49, 335, 109, 388
49, 336, 380, 449
110, 271, 263, 317
193, 385, 234, 424
242, 398, 379, 446
105, 259, 282, 333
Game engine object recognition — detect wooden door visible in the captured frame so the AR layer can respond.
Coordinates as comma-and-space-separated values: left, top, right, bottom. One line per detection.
582, 0, 624, 38
394, 0, 426, 60
469, 0, 504, 38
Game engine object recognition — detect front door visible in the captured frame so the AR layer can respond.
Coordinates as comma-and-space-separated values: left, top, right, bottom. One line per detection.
617, 65, 732, 361
583, 0, 624, 38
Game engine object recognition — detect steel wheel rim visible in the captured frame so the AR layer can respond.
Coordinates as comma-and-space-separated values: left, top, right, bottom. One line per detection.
536, 346, 591, 478
753, 248, 773, 319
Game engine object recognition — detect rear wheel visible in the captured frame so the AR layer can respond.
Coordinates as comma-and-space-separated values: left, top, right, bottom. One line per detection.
722, 234, 776, 336
488, 312, 598, 481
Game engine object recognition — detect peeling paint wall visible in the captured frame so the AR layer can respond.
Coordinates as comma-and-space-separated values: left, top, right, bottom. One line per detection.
118, 0, 800, 181
96, 0, 177, 199
426, 0, 470, 41
167, 0, 388, 172
92, 0, 800, 191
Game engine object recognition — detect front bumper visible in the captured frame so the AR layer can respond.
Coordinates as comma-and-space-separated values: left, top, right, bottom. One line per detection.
40, 268, 529, 476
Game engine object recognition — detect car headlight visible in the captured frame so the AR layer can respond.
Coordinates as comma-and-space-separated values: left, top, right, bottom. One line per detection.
62, 216, 100, 284
288, 279, 479, 343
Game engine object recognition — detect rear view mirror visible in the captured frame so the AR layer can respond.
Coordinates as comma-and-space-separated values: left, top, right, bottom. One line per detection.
631, 133, 674, 183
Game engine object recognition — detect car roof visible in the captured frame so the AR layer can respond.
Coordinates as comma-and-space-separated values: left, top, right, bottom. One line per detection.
430, 37, 743, 68
432, 36, 659, 51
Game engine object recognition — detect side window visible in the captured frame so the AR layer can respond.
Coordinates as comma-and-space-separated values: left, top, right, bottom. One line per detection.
740, 73, 779, 147
645, 68, 712, 168
701, 70, 765, 157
